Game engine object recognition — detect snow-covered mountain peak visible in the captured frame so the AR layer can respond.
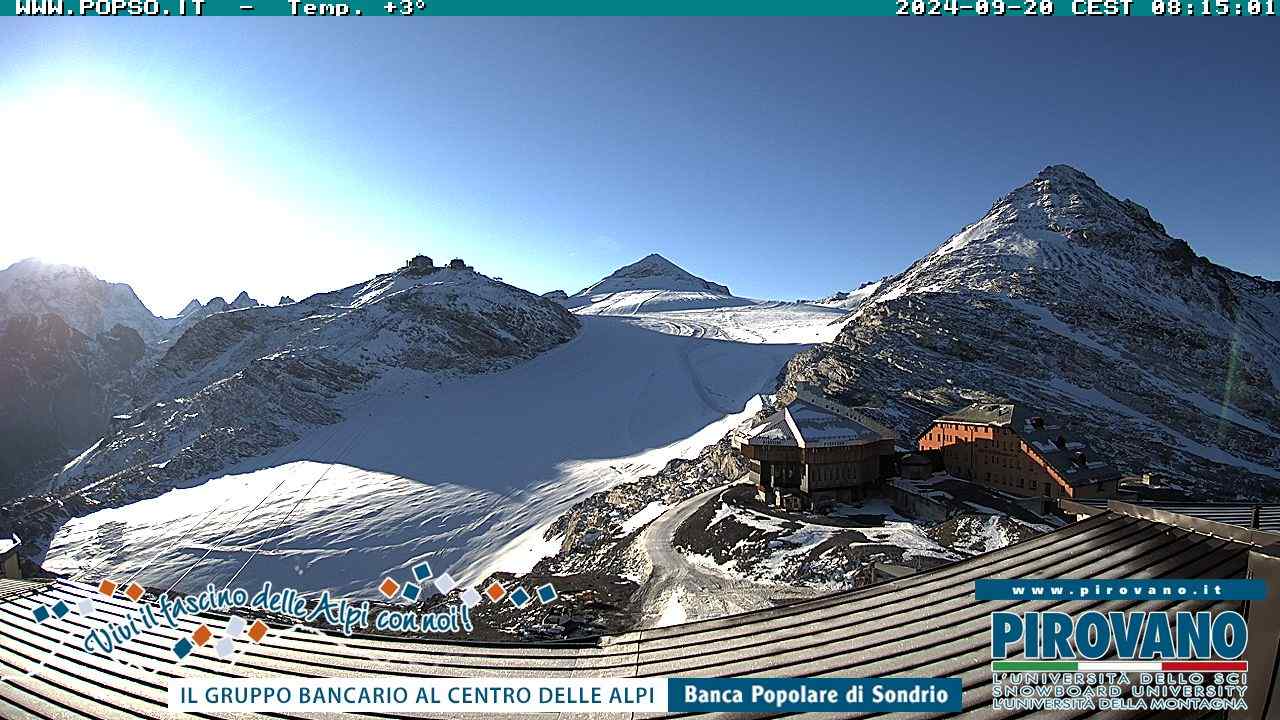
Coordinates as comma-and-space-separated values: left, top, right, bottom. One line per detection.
229, 291, 258, 309
564, 253, 751, 314
0, 257, 166, 342
579, 253, 732, 296
49, 259, 581, 496
868, 165, 1230, 312
794, 165, 1280, 501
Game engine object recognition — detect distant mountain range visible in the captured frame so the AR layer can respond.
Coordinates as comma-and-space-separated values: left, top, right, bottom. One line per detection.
0, 258, 577, 501
784, 164, 1280, 500
3, 165, 1278, 515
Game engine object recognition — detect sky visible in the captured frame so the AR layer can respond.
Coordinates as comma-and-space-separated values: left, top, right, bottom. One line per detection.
0, 20, 1276, 315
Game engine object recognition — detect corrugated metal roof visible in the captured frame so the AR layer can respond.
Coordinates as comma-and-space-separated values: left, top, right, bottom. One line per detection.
742, 412, 798, 447
0, 509, 1258, 719
785, 401, 884, 448
1067, 499, 1280, 534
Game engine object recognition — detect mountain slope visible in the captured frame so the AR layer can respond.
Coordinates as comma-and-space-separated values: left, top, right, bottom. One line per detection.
164, 291, 263, 343
0, 314, 144, 500
28, 286, 842, 597
565, 254, 754, 314
0, 259, 168, 342
47, 265, 580, 492
785, 165, 1280, 500
817, 279, 884, 310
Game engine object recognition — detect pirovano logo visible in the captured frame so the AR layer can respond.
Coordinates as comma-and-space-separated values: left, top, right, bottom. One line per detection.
978, 578, 1265, 714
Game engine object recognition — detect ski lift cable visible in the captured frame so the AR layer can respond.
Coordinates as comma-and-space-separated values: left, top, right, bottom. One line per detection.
85, 326, 401, 594
218, 422, 374, 591
158, 379, 387, 594
148, 337, 389, 593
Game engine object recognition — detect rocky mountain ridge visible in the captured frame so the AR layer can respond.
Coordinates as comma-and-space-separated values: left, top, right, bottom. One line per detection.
786, 164, 1280, 499
0, 313, 144, 499
3, 263, 580, 557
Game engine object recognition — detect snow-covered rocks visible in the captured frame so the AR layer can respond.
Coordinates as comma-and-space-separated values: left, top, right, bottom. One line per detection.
0, 258, 167, 342
564, 253, 755, 314
787, 164, 1280, 500
41, 264, 580, 507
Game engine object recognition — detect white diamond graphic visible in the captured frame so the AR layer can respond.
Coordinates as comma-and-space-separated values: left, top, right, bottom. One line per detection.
433, 572, 457, 595
76, 598, 96, 617
226, 616, 247, 638
215, 637, 235, 659
460, 587, 481, 608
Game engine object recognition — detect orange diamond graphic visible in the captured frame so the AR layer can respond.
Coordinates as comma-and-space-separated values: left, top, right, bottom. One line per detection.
191, 624, 213, 647
124, 583, 145, 602
247, 619, 269, 643
98, 579, 117, 598
378, 577, 400, 599
484, 581, 506, 602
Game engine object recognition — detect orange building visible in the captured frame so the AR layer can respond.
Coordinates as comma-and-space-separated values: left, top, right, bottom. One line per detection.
918, 403, 1119, 500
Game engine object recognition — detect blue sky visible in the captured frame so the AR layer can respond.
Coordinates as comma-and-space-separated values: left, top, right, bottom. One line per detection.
1, 20, 1275, 314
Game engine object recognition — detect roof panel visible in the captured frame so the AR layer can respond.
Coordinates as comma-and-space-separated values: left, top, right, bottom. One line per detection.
0, 508, 1261, 718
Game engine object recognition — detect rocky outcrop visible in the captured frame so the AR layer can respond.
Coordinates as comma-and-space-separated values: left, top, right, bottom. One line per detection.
0, 315, 145, 500
26, 263, 580, 533
785, 165, 1280, 500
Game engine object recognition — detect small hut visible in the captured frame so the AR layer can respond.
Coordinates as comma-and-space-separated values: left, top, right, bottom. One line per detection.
404, 255, 436, 276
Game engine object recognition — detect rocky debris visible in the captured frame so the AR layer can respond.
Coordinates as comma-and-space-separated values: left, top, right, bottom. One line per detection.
456, 571, 637, 641
533, 413, 765, 578
670, 485, 958, 590
928, 512, 1042, 555
784, 165, 1280, 502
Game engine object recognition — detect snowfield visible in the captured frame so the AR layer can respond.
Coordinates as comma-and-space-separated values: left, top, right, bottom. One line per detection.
43, 301, 846, 597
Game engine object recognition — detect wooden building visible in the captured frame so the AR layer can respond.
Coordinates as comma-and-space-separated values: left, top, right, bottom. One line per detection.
734, 388, 898, 511
917, 403, 1119, 501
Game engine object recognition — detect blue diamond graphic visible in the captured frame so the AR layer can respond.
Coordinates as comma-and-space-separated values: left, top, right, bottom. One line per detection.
401, 582, 421, 602
173, 638, 193, 659
412, 562, 433, 582
536, 583, 557, 604
32, 605, 51, 623
509, 587, 532, 609
52, 600, 70, 619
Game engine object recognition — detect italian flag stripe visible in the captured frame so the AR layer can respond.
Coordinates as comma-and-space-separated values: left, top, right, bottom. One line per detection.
992, 660, 1247, 672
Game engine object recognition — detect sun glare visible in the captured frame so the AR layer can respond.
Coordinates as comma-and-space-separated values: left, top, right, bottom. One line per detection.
0, 88, 211, 268
0, 85, 369, 314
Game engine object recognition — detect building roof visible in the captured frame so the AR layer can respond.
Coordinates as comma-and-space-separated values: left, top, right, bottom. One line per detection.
936, 402, 1020, 426
1065, 498, 1280, 534
784, 400, 885, 447
931, 402, 1120, 487
741, 387, 897, 450
741, 411, 797, 446
0, 505, 1264, 718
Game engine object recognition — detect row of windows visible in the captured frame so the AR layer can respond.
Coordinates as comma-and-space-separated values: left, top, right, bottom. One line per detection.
925, 427, 1020, 452
983, 472, 1054, 496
